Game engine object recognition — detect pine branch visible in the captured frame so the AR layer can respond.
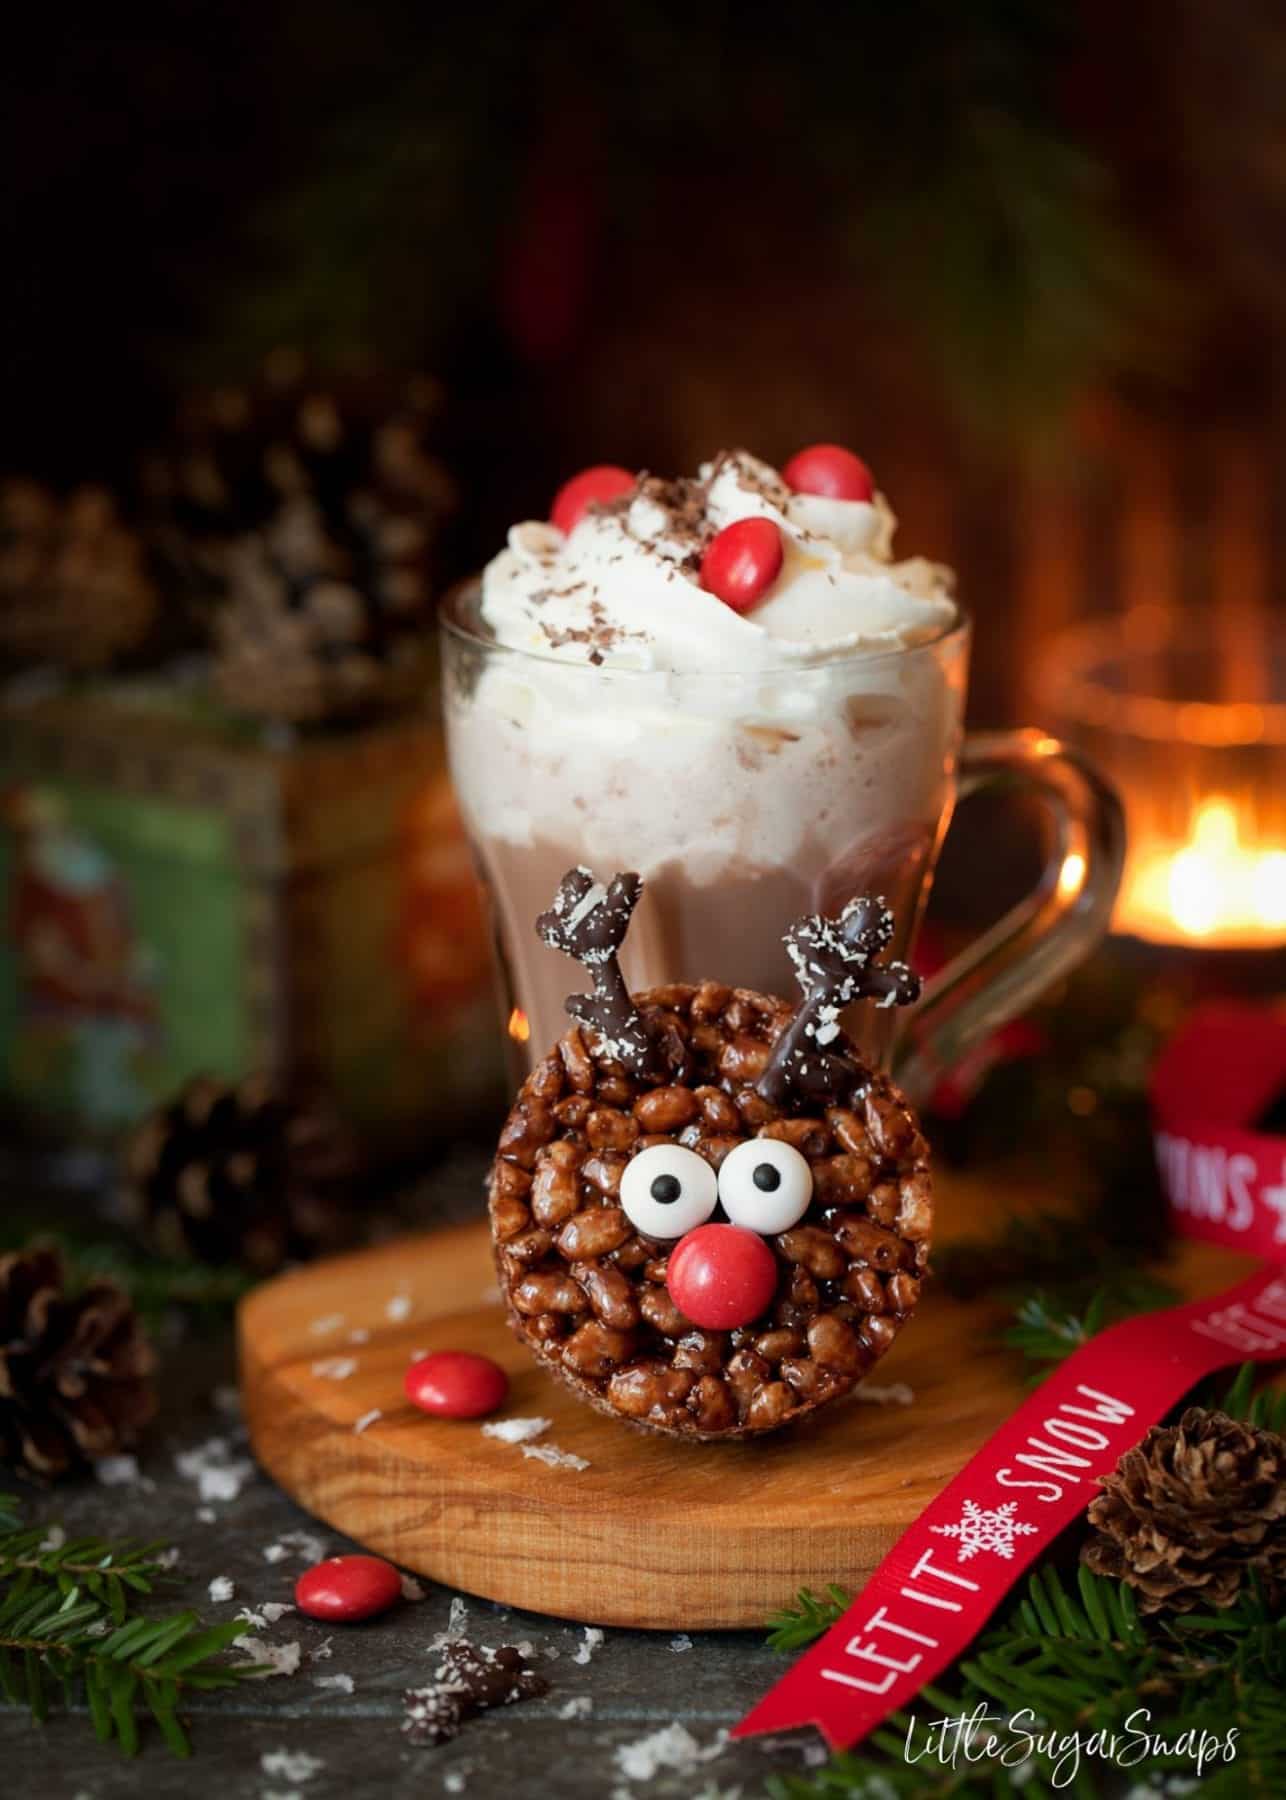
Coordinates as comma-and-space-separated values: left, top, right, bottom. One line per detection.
0, 1526, 176, 1627
1002, 1275, 1177, 1386
766, 1585, 852, 1653
764, 1565, 1286, 1799
0, 1499, 269, 1755
0, 1221, 252, 1331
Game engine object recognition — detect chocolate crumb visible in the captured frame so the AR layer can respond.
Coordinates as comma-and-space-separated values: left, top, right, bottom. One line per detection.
403, 1641, 549, 1747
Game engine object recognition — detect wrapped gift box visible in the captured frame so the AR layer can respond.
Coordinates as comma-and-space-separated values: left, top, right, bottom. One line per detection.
0, 680, 501, 1161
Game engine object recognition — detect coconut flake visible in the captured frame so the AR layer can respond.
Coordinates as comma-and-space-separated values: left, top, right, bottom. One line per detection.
400, 1573, 427, 1602
481, 1416, 550, 1445
386, 1293, 412, 1322
261, 1749, 324, 1784
353, 1407, 382, 1435
208, 1575, 236, 1603
854, 1380, 915, 1407
93, 1454, 143, 1487
614, 1723, 728, 1783
669, 1633, 693, 1653
174, 1437, 256, 1503
558, 1695, 594, 1719
313, 1672, 354, 1693
311, 1356, 358, 1380
571, 1626, 604, 1665
427, 1595, 469, 1652
233, 1636, 302, 1677
263, 1530, 327, 1565
349, 1328, 370, 1345
309, 1313, 345, 1335
520, 1442, 589, 1471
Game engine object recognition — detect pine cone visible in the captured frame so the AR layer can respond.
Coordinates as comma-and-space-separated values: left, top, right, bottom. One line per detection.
211, 512, 431, 725
0, 1249, 156, 1478
143, 353, 455, 700
1082, 1406, 1286, 1613
121, 1075, 353, 1273
0, 480, 158, 673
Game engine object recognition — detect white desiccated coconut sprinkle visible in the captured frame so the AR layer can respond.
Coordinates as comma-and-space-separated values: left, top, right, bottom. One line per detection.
233, 1636, 302, 1677
571, 1626, 604, 1665
93, 1454, 143, 1487
261, 1748, 324, 1784
208, 1575, 236, 1603
614, 1722, 728, 1783
854, 1380, 915, 1406
313, 1672, 354, 1693
174, 1436, 256, 1503
557, 1695, 594, 1719
353, 1408, 382, 1435
310, 1356, 358, 1380
386, 1292, 412, 1322
520, 1442, 589, 1471
481, 1417, 550, 1445
669, 1633, 693, 1653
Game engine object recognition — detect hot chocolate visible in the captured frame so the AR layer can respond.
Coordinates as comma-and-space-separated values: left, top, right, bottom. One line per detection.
442, 447, 964, 1076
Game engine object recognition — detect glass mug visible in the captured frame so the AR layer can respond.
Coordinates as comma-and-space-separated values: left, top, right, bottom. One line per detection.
440, 583, 1124, 1105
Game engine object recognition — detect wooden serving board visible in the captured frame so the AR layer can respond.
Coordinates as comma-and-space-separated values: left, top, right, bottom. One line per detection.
238, 1173, 1254, 1631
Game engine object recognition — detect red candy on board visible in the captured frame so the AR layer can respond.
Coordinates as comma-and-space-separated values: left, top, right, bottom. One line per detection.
550, 464, 635, 535
666, 1223, 780, 1330
782, 443, 874, 502
295, 1554, 402, 1623
404, 1349, 509, 1419
699, 517, 783, 613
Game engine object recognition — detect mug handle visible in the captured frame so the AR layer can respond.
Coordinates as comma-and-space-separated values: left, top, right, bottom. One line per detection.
890, 730, 1126, 1107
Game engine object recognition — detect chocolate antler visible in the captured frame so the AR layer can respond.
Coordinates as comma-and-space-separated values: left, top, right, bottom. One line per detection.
757, 895, 921, 1107
536, 867, 664, 1079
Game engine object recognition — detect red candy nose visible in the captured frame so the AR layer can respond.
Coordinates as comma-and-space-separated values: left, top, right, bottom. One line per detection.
666, 1223, 779, 1330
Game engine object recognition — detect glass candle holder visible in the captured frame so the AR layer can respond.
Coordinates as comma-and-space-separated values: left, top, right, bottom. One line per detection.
1039, 603, 1286, 949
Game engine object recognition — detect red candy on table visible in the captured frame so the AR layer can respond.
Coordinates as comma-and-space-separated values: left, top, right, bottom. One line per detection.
404, 1349, 509, 1419
295, 1554, 402, 1622
699, 517, 783, 613
782, 443, 874, 502
666, 1223, 780, 1330
550, 464, 635, 535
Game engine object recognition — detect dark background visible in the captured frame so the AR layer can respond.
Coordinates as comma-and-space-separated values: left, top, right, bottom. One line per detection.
5, 0, 1286, 596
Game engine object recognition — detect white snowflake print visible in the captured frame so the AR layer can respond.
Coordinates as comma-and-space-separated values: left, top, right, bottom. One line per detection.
930, 1499, 1039, 1562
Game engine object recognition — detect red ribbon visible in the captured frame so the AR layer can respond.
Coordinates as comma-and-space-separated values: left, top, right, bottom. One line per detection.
734, 1002, 1286, 1752
1151, 1004, 1286, 1261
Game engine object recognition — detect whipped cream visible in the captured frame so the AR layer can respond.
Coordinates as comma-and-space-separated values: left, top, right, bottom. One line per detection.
446, 448, 967, 1058
479, 450, 955, 671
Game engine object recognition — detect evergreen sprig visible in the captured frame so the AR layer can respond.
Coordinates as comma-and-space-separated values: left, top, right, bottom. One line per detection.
0, 1495, 266, 1756
0, 1522, 175, 1626
1002, 1274, 1177, 1387
766, 1565, 1286, 1799
763, 1363, 1286, 1797
0, 1218, 253, 1331
765, 1585, 853, 1654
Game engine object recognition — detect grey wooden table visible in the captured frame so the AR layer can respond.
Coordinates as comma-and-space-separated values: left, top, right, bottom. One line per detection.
0, 1157, 829, 1800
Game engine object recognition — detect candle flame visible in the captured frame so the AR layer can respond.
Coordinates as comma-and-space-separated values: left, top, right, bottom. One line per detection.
1057, 852, 1088, 899
1119, 796, 1286, 948
507, 1007, 531, 1043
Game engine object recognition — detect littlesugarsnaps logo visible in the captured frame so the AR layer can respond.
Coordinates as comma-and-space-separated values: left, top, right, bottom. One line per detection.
903, 1704, 1239, 1788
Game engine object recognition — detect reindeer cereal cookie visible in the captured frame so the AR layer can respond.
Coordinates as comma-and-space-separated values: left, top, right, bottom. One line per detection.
487, 869, 933, 1440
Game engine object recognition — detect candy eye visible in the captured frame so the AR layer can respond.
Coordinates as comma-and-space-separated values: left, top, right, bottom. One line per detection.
619, 1144, 719, 1240
717, 1138, 814, 1233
